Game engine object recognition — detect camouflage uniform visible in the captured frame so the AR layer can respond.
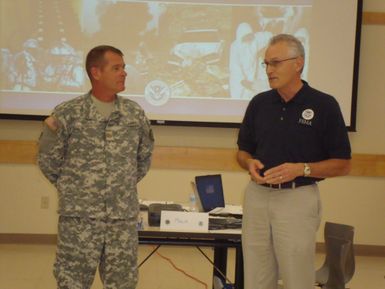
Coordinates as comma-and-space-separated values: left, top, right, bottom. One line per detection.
38, 92, 154, 289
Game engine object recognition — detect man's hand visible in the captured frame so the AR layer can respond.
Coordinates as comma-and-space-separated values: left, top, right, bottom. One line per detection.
246, 159, 265, 184
44, 116, 58, 132
263, 163, 303, 184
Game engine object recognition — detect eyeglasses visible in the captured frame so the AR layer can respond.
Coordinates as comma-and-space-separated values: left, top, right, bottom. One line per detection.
261, 57, 298, 69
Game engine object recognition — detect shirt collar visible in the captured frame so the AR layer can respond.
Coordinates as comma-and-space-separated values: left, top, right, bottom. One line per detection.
272, 80, 309, 104
84, 91, 122, 121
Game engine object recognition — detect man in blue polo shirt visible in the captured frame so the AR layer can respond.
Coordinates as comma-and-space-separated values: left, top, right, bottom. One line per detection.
237, 34, 351, 289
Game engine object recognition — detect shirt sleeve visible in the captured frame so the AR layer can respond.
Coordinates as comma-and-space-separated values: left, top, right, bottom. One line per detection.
322, 98, 351, 159
136, 110, 154, 182
37, 112, 68, 185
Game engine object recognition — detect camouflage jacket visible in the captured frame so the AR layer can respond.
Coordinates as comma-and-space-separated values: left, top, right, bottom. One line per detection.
38, 92, 154, 219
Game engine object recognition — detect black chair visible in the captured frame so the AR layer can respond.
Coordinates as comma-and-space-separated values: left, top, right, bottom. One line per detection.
315, 222, 355, 289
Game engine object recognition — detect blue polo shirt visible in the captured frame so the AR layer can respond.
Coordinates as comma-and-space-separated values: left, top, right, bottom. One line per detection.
237, 81, 351, 184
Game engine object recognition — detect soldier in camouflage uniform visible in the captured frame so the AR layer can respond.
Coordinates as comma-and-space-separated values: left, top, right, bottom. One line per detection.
38, 45, 154, 289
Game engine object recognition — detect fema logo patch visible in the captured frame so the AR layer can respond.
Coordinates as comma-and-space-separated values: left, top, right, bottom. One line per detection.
298, 108, 314, 126
302, 109, 314, 120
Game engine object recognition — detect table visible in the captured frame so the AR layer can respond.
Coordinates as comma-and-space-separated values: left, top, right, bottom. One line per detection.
138, 217, 243, 289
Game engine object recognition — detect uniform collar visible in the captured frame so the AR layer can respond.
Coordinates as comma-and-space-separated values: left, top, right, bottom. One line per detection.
84, 91, 122, 121
272, 80, 309, 104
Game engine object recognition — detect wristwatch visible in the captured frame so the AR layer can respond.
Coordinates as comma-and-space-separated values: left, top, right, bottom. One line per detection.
303, 163, 311, 177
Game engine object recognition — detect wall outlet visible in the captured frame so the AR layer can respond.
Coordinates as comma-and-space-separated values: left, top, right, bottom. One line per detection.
40, 196, 49, 209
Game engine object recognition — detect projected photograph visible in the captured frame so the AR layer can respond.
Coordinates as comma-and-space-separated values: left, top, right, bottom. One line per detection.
1, 0, 311, 96
0, 0, 314, 122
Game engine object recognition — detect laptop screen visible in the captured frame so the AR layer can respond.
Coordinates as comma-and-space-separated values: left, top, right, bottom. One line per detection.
195, 174, 225, 212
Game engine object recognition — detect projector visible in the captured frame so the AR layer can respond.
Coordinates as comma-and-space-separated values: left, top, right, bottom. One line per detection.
148, 203, 184, 226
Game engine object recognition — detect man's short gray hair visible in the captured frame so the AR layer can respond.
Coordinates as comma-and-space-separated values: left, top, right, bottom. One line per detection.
269, 34, 305, 59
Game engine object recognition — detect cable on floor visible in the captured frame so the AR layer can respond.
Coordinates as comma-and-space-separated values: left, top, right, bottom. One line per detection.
155, 248, 208, 289
195, 246, 234, 286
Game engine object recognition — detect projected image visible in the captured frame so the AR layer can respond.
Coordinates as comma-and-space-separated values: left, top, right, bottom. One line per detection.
230, 6, 311, 99
0, 0, 86, 92
1, 39, 84, 92
0, 0, 352, 122
0, 0, 312, 121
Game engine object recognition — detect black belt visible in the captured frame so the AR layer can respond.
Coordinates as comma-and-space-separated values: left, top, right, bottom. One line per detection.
261, 181, 315, 189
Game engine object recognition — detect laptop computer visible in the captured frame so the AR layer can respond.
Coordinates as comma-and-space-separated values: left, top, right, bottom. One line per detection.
194, 174, 225, 212
193, 174, 242, 216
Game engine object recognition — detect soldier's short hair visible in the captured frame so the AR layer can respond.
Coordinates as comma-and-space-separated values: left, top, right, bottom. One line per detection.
86, 45, 124, 80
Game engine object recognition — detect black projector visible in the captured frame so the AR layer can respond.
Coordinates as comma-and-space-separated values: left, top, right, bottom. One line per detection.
148, 203, 184, 226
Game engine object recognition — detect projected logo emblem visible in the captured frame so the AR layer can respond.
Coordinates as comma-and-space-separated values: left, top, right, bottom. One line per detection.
302, 109, 314, 120
144, 80, 171, 106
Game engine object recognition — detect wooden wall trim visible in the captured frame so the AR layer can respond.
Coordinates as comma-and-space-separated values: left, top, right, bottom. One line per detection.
315, 241, 385, 257
0, 233, 56, 244
363, 11, 385, 26
1, 233, 384, 257
0, 140, 38, 164
1, 140, 385, 177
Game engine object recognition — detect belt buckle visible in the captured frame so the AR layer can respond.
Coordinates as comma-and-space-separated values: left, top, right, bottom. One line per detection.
268, 183, 281, 189
269, 182, 296, 189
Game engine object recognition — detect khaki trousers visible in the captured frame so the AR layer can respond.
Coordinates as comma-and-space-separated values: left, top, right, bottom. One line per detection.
242, 181, 322, 289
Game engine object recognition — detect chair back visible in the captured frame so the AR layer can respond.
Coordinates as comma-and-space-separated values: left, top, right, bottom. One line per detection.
324, 222, 355, 284
324, 236, 352, 289
315, 222, 355, 288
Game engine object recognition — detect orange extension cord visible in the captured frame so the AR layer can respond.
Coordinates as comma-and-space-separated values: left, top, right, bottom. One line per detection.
155, 249, 208, 289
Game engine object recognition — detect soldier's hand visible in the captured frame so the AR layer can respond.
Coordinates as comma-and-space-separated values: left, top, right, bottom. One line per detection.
44, 116, 58, 132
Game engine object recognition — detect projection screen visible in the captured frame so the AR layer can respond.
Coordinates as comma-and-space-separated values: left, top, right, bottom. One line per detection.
0, 0, 362, 129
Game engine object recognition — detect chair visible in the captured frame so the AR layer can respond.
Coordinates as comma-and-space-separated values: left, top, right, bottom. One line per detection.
315, 222, 355, 289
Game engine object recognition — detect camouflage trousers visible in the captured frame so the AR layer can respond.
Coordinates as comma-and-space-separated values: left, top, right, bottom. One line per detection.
54, 216, 138, 289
